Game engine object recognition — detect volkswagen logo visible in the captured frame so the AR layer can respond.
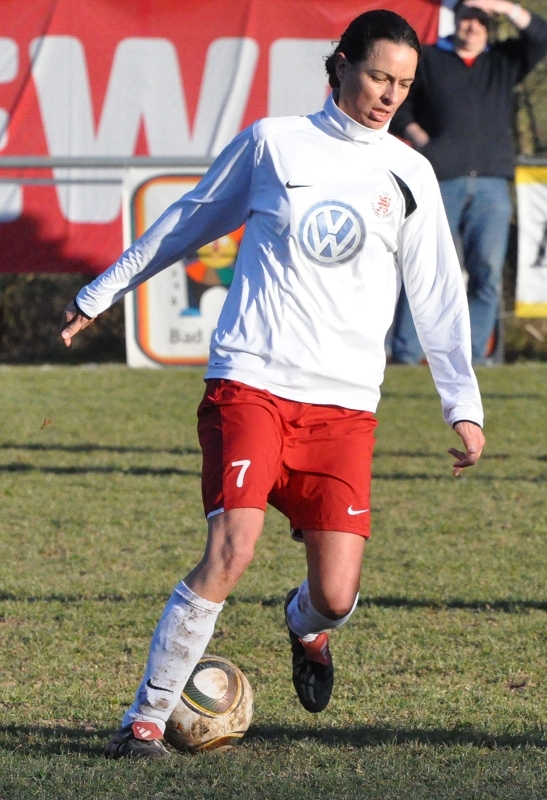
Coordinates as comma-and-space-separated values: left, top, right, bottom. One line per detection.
298, 201, 366, 266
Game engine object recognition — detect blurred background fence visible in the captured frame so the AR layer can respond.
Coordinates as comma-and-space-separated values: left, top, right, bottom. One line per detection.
1, 0, 547, 363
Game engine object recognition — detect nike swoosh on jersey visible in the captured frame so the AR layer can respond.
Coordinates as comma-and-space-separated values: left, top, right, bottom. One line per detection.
285, 180, 312, 189
347, 506, 369, 515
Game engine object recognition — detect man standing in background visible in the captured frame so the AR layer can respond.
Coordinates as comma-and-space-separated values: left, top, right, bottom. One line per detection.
391, 0, 547, 364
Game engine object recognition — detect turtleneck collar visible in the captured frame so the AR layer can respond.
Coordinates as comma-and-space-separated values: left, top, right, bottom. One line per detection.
321, 93, 390, 144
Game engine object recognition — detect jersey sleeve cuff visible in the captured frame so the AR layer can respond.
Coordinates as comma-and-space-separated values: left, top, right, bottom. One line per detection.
452, 418, 483, 430
445, 404, 484, 429
74, 292, 97, 319
73, 298, 94, 320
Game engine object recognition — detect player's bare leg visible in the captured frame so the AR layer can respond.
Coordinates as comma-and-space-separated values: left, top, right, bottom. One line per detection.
285, 530, 364, 712
303, 529, 365, 617
185, 507, 265, 601
105, 508, 264, 759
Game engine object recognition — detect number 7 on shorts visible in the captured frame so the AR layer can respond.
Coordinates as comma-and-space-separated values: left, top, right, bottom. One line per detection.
231, 460, 251, 488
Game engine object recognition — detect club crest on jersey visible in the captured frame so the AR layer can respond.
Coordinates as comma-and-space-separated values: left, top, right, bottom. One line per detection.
371, 191, 394, 219
298, 201, 365, 266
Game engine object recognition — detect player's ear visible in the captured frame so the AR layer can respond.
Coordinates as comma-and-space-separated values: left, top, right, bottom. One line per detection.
335, 52, 349, 84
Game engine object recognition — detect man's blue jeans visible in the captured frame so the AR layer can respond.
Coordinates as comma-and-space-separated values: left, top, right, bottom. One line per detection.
391, 176, 512, 364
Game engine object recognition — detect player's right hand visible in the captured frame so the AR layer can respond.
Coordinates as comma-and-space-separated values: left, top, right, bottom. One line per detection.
449, 420, 485, 477
60, 301, 96, 348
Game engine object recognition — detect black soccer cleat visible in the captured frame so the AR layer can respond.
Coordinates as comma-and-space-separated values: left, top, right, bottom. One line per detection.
284, 588, 334, 713
104, 722, 172, 760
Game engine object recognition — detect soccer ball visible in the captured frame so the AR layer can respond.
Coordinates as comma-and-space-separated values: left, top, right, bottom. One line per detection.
164, 655, 254, 753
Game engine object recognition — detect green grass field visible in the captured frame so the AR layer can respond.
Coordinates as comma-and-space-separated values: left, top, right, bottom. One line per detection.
0, 363, 546, 800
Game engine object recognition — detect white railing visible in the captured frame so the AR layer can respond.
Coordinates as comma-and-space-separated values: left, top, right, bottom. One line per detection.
0, 155, 214, 185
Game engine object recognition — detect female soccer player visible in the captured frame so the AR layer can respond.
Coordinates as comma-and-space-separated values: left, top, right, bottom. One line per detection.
61, 10, 485, 759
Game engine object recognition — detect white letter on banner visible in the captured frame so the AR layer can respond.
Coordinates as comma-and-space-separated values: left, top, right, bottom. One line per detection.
191, 37, 259, 156
29, 36, 258, 223
0, 38, 21, 221
268, 39, 332, 117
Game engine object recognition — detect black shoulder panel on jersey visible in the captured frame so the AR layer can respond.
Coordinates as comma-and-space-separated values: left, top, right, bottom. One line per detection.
389, 171, 417, 218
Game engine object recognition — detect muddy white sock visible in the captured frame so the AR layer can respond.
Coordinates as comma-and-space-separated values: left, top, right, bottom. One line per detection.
122, 580, 223, 733
286, 579, 358, 642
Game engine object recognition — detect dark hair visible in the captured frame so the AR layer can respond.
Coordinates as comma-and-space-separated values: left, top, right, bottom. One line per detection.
453, 0, 491, 31
325, 10, 421, 89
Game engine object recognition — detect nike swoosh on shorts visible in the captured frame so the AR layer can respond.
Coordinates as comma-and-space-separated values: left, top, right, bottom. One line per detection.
347, 506, 369, 515
285, 180, 312, 189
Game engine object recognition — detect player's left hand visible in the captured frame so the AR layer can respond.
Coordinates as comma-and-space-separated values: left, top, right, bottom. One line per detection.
448, 421, 485, 477
60, 301, 96, 347
463, 0, 520, 17
462, 0, 496, 13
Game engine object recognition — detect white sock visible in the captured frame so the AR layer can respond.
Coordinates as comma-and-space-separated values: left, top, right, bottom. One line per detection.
286, 579, 358, 642
122, 580, 223, 733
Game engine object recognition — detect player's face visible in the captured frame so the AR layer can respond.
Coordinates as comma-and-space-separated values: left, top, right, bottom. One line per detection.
335, 40, 418, 130
455, 17, 489, 53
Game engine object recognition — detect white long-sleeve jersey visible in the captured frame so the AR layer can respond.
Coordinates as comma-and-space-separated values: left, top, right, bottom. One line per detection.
77, 95, 483, 427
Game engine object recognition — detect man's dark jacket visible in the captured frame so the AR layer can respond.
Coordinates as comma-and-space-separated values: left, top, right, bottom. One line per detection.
392, 14, 547, 181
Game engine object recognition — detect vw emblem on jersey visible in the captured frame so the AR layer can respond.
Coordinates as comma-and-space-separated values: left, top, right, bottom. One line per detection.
298, 201, 366, 266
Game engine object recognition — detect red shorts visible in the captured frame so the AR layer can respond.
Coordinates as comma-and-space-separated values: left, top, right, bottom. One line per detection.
197, 380, 377, 538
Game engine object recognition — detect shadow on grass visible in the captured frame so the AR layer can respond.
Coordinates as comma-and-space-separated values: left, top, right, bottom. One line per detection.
1, 721, 546, 757
382, 391, 545, 401
246, 723, 547, 750
227, 595, 547, 613
3, 443, 544, 463
357, 596, 547, 612
0, 443, 201, 456
0, 723, 110, 756
1, 593, 547, 612
0, 463, 201, 477
372, 472, 546, 482
0, 591, 168, 603
0, 462, 544, 482
374, 451, 512, 460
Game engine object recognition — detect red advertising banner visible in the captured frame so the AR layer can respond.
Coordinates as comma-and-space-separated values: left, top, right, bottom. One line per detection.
0, 0, 440, 274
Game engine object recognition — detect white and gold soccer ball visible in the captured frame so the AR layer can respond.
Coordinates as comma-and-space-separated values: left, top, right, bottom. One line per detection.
164, 655, 254, 754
